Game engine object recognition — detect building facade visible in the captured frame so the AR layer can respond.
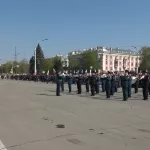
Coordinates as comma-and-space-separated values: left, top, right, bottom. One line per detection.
68, 46, 140, 72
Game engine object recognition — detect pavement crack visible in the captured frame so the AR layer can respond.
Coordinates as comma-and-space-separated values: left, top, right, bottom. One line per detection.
0, 133, 76, 150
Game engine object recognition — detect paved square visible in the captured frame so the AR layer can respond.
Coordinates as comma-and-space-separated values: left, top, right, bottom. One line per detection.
0, 80, 150, 150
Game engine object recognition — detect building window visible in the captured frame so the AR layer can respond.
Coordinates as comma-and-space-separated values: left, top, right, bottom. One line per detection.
119, 68, 121, 71
106, 55, 108, 59
110, 61, 112, 65
110, 67, 112, 70
128, 62, 130, 65
110, 56, 112, 59
106, 61, 108, 65
119, 62, 121, 65
131, 63, 133, 66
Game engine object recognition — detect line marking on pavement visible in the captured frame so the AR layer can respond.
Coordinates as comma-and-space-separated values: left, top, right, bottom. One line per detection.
0, 140, 7, 150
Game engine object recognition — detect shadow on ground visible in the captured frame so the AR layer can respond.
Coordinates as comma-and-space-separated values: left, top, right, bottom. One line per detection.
36, 93, 56, 96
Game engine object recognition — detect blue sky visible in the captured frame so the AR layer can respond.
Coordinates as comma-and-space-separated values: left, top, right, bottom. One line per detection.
0, 0, 150, 62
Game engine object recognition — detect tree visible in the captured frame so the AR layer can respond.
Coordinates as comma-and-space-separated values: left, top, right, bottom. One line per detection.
53, 56, 63, 72
1, 61, 12, 73
139, 47, 150, 71
36, 44, 45, 74
44, 58, 54, 74
69, 57, 79, 70
29, 56, 34, 74
18, 59, 29, 74
82, 51, 99, 70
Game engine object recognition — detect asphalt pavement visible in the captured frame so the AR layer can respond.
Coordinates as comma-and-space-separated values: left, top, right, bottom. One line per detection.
0, 80, 150, 150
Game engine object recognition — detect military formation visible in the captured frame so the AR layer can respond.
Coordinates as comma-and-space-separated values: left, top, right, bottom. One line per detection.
0, 70, 150, 101
55, 70, 150, 101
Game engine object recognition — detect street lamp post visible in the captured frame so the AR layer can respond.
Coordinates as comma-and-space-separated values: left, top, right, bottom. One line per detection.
132, 46, 139, 73
12, 46, 20, 74
34, 39, 48, 75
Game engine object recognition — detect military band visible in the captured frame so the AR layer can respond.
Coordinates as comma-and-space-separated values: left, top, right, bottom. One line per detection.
1, 70, 150, 101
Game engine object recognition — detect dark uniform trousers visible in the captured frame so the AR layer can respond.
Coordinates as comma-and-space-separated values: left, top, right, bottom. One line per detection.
91, 84, 95, 96
86, 83, 89, 92
68, 83, 72, 92
56, 83, 61, 96
122, 76, 129, 101
106, 87, 111, 98
78, 84, 82, 94
143, 87, 148, 100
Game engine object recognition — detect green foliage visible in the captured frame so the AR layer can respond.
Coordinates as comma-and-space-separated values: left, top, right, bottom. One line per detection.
53, 56, 63, 72
69, 57, 79, 70
82, 51, 99, 69
139, 47, 150, 70
44, 59, 54, 73
29, 56, 34, 74
1, 61, 12, 73
36, 44, 45, 74
18, 59, 29, 74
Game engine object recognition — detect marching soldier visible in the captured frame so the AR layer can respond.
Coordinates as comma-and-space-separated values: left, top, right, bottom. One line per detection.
96, 74, 100, 94
89, 71, 96, 96
105, 71, 111, 99
76, 74, 82, 94
122, 70, 129, 101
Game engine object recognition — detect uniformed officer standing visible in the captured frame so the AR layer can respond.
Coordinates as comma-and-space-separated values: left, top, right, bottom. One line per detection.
67, 73, 73, 93
122, 70, 129, 101
96, 74, 100, 94
89, 71, 96, 96
105, 72, 111, 99
128, 72, 132, 98
141, 71, 149, 100
76, 74, 82, 94
56, 72, 62, 96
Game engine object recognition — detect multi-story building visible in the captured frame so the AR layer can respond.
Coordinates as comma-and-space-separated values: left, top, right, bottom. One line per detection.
68, 46, 140, 72
55, 54, 69, 68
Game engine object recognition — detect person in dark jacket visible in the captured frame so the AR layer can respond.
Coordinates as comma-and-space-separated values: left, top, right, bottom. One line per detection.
115, 75, 119, 92
122, 70, 129, 101
101, 75, 106, 92
128, 72, 132, 98
76, 74, 82, 94
56, 72, 62, 96
105, 72, 111, 99
90, 72, 96, 96
85, 75, 90, 92
96, 74, 100, 94
67, 74, 73, 93
141, 71, 149, 100
110, 73, 115, 96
